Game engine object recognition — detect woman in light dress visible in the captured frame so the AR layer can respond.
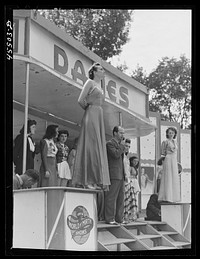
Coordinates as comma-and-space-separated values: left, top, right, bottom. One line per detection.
158, 127, 181, 203
72, 63, 110, 190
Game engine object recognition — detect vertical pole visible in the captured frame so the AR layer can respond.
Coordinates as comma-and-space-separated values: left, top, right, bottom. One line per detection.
146, 90, 150, 118
45, 120, 48, 129
154, 128, 157, 193
119, 112, 122, 126
22, 15, 31, 174
22, 62, 30, 174
137, 136, 141, 212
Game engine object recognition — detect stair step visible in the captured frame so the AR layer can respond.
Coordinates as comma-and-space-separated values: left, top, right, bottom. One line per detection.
158, 231, 178, 235
171, 241, 191, 247
97, 219, 190, 251
124, 221, 147, 226
143, 220, 167, 225
102, 238, 136, 246
97, 221, 147, 229
150, 246, 177, 250
97, 223, 120, 229
136, 234, 161, 240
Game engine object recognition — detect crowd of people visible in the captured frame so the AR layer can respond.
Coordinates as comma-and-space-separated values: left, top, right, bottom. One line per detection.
13, 63, 181, 224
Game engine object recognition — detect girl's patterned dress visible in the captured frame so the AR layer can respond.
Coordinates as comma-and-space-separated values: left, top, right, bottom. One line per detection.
56, 142, 71, 180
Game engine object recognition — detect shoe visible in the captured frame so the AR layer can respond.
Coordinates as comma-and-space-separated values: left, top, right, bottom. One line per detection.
95, 186, 102, 190
106, 221, 119, 225
75, 184, 84, 188
132, 216, 137, 221
120, 220, 129, 225
85, 184, 96, 189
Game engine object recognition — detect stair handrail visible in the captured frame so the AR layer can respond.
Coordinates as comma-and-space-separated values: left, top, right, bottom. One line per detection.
182, 205, 191, 234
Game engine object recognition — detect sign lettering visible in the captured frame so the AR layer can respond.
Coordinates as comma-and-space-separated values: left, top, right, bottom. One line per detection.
53, 44, 130, 109
67, 205, 94, 245
71, 60, 87, 85
54, 45, 68, 74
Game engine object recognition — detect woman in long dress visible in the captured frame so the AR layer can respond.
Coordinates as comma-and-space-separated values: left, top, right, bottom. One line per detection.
72, 63, 110, 190
39, 124, 59, 187
123, 140, 138, 223
13, 119, 37, 175
158, 127, 181, 202
129, 156, 141, 197
67, 137, 78, 187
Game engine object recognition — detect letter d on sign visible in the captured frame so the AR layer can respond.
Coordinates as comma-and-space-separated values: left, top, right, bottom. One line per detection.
54, 45, 68, 74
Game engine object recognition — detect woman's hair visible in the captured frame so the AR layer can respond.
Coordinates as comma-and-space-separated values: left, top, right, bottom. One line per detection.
57, 129, 69, 140
129, 156, 139, 169
166, 127, 177, 139
88, 62, 101, 79
43, 124, 58, 139
19, 119, 37, 134
112, 126, 119, 136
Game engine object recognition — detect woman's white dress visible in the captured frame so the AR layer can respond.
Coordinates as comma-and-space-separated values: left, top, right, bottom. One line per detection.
158, 139, 181, 202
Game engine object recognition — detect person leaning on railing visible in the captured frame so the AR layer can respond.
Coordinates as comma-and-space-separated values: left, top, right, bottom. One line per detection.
13, 163, 39, 190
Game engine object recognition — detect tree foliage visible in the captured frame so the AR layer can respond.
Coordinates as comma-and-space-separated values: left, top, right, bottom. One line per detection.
38, 8, 133, 60
148, 55, 191, 129
130, 56, 191, 129
131, 65, 149, 86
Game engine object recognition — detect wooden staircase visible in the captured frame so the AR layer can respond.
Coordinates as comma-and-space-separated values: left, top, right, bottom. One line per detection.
97, 220, 191, 251
146, 220, 191, 249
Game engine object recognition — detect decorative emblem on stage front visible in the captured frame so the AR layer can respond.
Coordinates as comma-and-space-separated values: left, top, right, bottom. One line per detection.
67, 205, 94, 245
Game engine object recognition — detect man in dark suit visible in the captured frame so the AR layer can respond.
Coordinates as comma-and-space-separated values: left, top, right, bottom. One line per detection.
104, 126, 126, 225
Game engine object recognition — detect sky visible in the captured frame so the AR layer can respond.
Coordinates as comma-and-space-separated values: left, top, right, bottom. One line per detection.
108, 9, 192, 75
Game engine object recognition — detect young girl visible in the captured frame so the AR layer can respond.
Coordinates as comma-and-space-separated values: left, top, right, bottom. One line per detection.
129, 156, 141, 219
129, 156, 141, 195
123, 147, 140, 223
56, 130, 71, 186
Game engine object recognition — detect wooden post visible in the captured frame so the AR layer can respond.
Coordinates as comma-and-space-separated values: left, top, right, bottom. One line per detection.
119, 112, 122, 126
22, 62, 30, 174
22, 16, 30, 174
137, 136, 141, 212
154, 128, 157, 193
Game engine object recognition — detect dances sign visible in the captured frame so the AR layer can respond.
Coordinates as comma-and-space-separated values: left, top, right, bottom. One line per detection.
13, 13, 147, 117
53, 44, 130, 109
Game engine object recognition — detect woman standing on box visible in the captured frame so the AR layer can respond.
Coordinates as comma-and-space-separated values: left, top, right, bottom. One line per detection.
158, 127, 181, 203
72, 62, 110, 190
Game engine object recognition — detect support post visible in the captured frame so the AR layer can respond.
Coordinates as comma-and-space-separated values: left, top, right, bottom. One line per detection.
154, 128, 157, 193
22, 62, 30, 174
137, 136, 141, 212
119, 112, 122, 126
